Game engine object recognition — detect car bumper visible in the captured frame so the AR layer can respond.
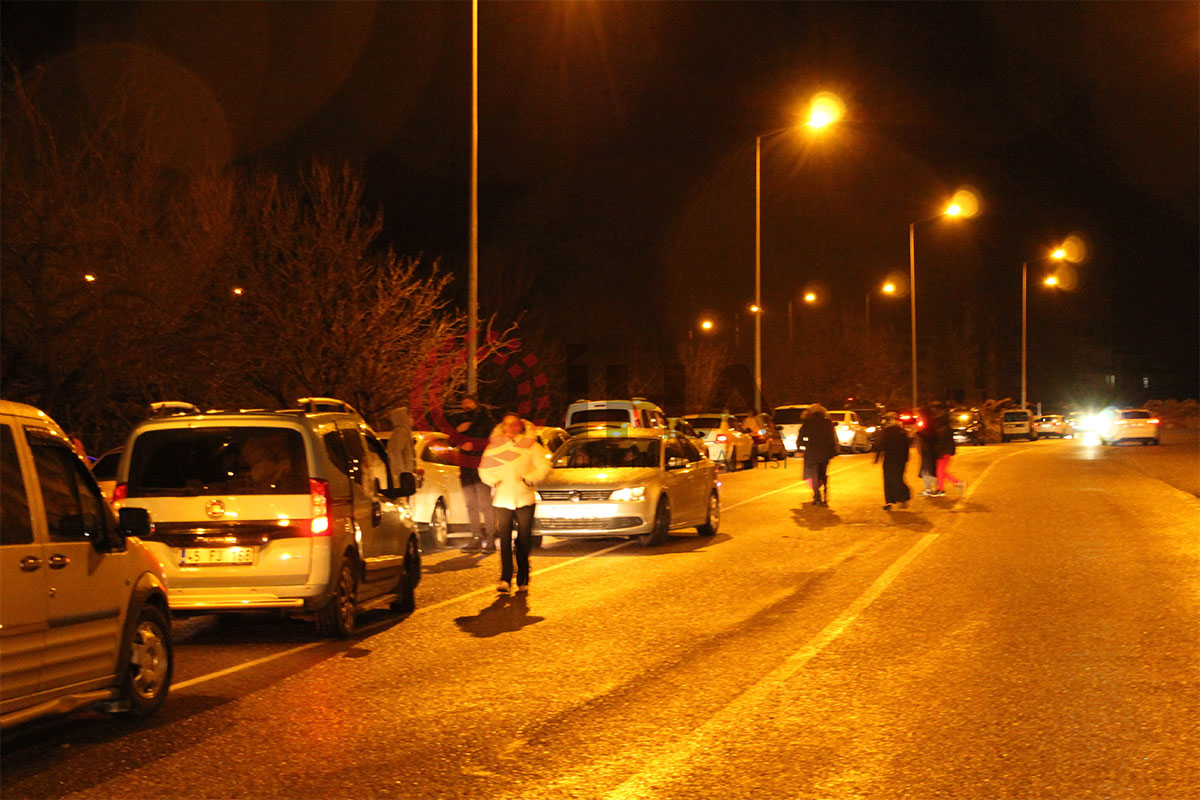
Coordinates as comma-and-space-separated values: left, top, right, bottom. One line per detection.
534, 499, 652, 536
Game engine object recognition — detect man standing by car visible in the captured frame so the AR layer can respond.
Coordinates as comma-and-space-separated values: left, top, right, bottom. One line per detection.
478, 413, 551, 594
456, 395, 496, 552
799, 404, 837, 507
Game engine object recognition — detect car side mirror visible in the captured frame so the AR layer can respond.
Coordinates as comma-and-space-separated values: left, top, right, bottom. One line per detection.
666, 456, 687, 469
112, 506, 150, 550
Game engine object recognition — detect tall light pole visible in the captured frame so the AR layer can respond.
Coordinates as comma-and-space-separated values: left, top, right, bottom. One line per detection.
1021, 248, 1066, 409
907, 190, 978, 410
753, 92, 842, 414
467, 0, 479, 394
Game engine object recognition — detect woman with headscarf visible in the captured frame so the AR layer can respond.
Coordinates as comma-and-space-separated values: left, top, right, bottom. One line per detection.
798, 404, 838, 507
386, 407, 416, 488
873, 412, 911, 510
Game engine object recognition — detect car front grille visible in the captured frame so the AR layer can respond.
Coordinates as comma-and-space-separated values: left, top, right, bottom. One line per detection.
535, 516, 642, 531
538, 490, 613, 501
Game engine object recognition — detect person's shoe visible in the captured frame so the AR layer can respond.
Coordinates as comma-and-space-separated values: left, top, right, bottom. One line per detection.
496, 581, 510, 593
516, 584, 529, 593
930, 489, 946, 496
462, 539, 482, 552
883, 503, 892, 511
918, 489, 934, 497
481, 541, 496, 553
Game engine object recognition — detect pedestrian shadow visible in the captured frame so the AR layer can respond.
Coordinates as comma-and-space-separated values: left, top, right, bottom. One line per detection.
950, 500, 990, 514
423, 552, 491, 575
791, 504, 843, 531
884, 510, 934, 531
454, 593, 545, 638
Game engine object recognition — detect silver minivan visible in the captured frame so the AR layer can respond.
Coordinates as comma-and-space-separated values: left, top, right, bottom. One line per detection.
115, 398, 420, 637
1, 400, 170, 729
1001, 409, 1037, 442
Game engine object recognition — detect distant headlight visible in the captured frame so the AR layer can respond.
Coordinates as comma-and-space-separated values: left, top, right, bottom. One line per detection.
610, 486, 646, 502
865, 426, 877, 433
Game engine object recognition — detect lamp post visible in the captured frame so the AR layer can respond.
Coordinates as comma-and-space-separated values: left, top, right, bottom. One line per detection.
907, 190, 977, 411
1021, 248, 1066, 409
467, 0, 479, 394
753, 92, 842, 414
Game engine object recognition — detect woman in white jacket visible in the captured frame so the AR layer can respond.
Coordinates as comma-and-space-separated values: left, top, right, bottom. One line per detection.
478, 413, 552, 593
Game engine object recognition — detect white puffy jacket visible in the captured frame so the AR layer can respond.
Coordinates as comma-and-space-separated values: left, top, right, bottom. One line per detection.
477, 420, 552, 510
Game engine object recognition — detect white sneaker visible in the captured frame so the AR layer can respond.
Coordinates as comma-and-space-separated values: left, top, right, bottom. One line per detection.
496, 581, 510, 593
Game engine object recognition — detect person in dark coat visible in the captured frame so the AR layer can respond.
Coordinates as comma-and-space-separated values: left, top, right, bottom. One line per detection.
935, 407, 965, 494
916, 405, 941, 496
456, 395, 497, 551
873, 412, 911, 510
799, 404, 838, 507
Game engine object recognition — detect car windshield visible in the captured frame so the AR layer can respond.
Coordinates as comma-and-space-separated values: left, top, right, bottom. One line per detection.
1120, 410, 1151, 420
685, 416, 725, 430
856, 410, 882, 426
569, 409, 631, 425
127, 426, 309, 497
773, 408, 808, 424
91, 450, 123, 480
553, 438, 661, 469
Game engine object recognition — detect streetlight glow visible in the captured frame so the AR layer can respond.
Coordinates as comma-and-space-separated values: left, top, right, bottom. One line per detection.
84, 274, 96, 283
232, 287, 244, 296
882, 282, 896, 294
806, 92, 844, 129
1052, 248, 1066, 260
945, 204, 962, 217
700, 319, 714, 331
804, 292, 817, 303
749, 304, 761, 313
1043, 275, 1060, 286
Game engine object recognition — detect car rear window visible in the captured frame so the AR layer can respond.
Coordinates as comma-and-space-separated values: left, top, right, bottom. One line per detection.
685, 416, 725, 430
1120, 410, 1151, 420
127, 426, 309, 497
856, 410, 882, 426
553, 438, 661, 469
1004, 412, 1029, 422
773, 408, 808, 424
568, 409, 632, 425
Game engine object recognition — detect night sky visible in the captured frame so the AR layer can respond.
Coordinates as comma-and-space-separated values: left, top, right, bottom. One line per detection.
4, 1, 1198, 404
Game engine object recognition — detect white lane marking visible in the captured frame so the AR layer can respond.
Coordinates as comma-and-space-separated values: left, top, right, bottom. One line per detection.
172, 541, 634, 691
723, 460, 869, 512
602, 531, 941, 800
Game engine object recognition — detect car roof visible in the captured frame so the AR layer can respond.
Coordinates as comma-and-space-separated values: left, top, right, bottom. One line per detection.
0, 400, 68, 435
568, 426, 670, 439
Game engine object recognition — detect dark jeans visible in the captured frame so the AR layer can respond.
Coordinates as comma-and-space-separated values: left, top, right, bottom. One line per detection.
494, 504, 534, 585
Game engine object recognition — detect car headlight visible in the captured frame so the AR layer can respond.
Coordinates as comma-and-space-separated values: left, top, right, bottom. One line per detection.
610, 486, 646, 502
865, 426, 877, 433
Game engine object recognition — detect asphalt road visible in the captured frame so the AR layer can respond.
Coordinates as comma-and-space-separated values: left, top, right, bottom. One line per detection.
3, 434, 1197, 800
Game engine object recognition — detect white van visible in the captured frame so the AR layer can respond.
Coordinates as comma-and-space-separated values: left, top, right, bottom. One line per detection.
1, 400, 171, 729
1001, 409, 1037, 442
565, 398, 668, 434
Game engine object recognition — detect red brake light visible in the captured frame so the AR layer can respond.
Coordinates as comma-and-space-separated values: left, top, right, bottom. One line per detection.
1148, 418, 1160, 424
309, 478, 330, 536
113, 482, 128, 503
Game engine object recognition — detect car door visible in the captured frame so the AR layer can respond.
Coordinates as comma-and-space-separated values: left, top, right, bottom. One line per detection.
0, 422, 48, 702
26, 425, 127, 691
339, 427, 404, 594
662, 437, 701, 525
679, 436, 712, 515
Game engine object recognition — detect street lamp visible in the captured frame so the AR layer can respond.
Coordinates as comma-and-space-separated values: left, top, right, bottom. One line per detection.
1021, 247, 1068, 410
866, 281, 898, 334
754, 92, 843, 413
907, 189, 979, 410
467, 0, 479, 394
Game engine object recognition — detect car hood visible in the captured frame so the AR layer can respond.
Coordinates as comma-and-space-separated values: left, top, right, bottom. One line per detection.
540, 467, 660, 488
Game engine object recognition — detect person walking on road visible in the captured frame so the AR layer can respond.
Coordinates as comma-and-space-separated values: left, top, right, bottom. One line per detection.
456, 395, 497, 552
874, 412, 912, 510
478, 412, 552, 594
935, 406, 966, 495
799, 404, 837, 507
916, 405, 942, 496
386, 407, 417, 488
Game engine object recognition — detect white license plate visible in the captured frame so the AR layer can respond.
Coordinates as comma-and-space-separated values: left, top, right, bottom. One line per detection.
538, 504, 617, 520
181, 547, 255, 566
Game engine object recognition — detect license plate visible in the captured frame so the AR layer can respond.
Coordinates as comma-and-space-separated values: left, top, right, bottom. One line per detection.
538, 504, 617, 520
181, 547, 255, 566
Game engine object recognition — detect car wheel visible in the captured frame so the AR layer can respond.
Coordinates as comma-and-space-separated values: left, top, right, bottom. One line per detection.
391, 535, 421, 613
697, 491, 720, 537
530, 535, 544, 548
423, 500, 448, 549
121, 604, 173, 717
315, 557, 357, 638
639, 497, 670, 547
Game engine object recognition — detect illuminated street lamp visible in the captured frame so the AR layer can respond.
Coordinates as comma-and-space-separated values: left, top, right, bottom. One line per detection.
907, 189, 978, 410
700, 318, 714, 331
803, 292, 818, 303
754, 91, 843, 413
84, 274, 96, 283
866, 281, 899, 334
1021, 247, 1068, 410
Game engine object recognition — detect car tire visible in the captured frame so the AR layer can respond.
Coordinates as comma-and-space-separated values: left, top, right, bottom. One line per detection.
390, 535, 421, 614
696, 491, 720, 537
423, 500, 448, 549
639, 498, 670, 547
315, 557, 357, 638
121, 604, 173, 718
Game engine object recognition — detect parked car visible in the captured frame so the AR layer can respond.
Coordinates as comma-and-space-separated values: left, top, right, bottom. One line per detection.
772, 404, 813, 454
564, 398, 668, 435
1000, 408, 1037, 442
1094, 408, 1161, 446
826, 410, 872, 453
533, 428, 719, 546
895, 409, 923, 439
682, 413, 756, 470
115, 397, 420, 638
90, 446, 124, 503
409, 431, 472, 548
1033, 414, 1074, 439
668, 417, 708, 454
740, 412, 787, 460
951, 408, 985, 446
849, 406, 886, 449
1065, 411, 1094, 432
1, 400, 171, 729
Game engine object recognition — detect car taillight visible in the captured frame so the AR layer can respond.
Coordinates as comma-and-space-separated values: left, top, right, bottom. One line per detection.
917, 419, 925, 428
1148, 418, 1160, 424
309, 478, 330, 535
113, 482, 128, 503
715, 433, 728, 443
